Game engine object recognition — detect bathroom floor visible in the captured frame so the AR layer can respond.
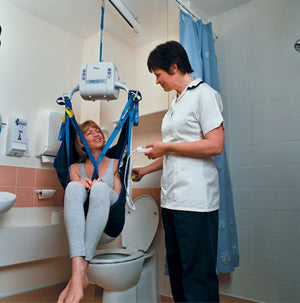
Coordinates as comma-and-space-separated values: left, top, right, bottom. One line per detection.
0, 283, 255, 303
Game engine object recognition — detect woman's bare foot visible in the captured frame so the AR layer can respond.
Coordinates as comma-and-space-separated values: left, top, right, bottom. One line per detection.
57, 257, 89, 303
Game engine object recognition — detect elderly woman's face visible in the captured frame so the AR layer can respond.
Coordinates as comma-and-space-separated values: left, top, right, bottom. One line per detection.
84, 126, 105, 150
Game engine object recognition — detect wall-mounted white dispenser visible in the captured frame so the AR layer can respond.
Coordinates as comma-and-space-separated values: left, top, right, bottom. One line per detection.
6, 117, 28, 156
79, 62, 120, 101
36, 111, 63, 163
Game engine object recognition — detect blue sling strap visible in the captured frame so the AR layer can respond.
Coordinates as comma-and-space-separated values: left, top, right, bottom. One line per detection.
54, 90, 141, 189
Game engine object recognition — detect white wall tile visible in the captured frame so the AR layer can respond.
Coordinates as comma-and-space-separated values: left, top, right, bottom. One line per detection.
234, 253, 254, 276
271, 118, 300, 143
254, 277, 279, 303
252, 188, 274, 210
276, 210, 300, 234
278, 257, 300, 285
211, 0, 300, 301
278, 234, 300, 259
272, 141, 300, 165
254, 255, 279, 280
234, 188, 253, 210
253, 232, 278, 256
251, 144, 272, 166
231, 167, 252, 189
233, 273, 255, 300
272, 188, 300, 211
273, 164, 300, 187
253, 210, 276, 233
238, 231, 254, 254
235, 209, 253, 232
278, 281, 300, 303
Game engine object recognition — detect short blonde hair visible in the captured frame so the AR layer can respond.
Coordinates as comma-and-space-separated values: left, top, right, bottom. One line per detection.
75, 120, 106, 162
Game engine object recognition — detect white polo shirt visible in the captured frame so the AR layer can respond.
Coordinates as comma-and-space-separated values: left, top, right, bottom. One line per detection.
161, 78, 224, 212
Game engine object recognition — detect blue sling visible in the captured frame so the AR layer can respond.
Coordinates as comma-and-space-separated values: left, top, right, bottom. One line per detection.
53, 90, 142, 237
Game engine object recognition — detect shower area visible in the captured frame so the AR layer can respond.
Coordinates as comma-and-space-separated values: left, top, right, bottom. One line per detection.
210, 1, 300, 302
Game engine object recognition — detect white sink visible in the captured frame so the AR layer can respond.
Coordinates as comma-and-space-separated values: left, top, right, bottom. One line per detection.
0, 192, 16, 215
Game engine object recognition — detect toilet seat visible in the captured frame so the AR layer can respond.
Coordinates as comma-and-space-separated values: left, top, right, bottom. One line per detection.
89, 195, 159, 265
90, 248, 144, 264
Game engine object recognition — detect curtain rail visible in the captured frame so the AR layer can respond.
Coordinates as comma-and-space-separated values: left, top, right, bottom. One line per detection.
175, 0, 218, 40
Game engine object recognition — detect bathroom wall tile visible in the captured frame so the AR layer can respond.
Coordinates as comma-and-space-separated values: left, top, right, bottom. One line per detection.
268, 76, 300, 103
0, 165, 17, 187
271, 118, 300, 143
230, 146, 251, 170
33, 193, 53, 207
35, 169, 52, 188
0, 186, 16, 195
278, 281, 300, 303
234, 253, 254, 276
233, 274, 254, 300
52, 188, 65, 207
15, 187, 35, 207
254, 255, 279, 280
272, 141, 300, 166
278, 257, 300, 285
271, 97, 300, 122
253, 232, 278, 256
231, 167, 252, 189
254, 277, 279, 303
51, 170, 63, 188
248, 81, 269, 105
252, 188, 274, 210
250, 102, 272, 124
219, 272, 235, 295
276, 210, 300, 235
273, 164, 300, 188
230, 122, 251, 148
250, 123, 272, 145
233, 189, 253, 210
272, 188, 300, 211
16, 167, 36, 188
238, 231, 254, 254
235, 209, 253, 232
251, 166, 274, 188
35, 169, 61, 188
250, 144, 272, 166
278, 234, 300, 259
253, 210, 276, 233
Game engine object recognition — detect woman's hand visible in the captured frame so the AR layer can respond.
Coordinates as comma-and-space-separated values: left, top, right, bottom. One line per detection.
131, 168, 146, 182
80, 177, 104, 190
80, 177, 93, 190
144, 141, 166, 160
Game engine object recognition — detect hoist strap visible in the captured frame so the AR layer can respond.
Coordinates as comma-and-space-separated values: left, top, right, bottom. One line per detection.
56, 89, 142, 181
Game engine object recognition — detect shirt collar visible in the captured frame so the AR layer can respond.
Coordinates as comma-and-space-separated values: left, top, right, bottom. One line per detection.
187, 78, 204, 90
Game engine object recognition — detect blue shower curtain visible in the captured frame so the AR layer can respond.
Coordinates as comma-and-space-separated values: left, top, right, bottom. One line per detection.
179, 10, 239, 273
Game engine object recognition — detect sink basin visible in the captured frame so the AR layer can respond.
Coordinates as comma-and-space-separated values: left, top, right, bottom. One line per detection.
0, 192, 16, 215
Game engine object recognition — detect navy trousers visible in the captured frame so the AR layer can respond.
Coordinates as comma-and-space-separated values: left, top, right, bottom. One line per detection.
162, 208, 219, 303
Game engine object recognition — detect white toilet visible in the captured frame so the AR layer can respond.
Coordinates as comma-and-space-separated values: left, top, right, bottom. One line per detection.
88, 195, 161, 303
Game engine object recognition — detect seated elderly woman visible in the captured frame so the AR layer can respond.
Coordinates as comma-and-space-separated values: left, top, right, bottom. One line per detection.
58, 120, 123, 303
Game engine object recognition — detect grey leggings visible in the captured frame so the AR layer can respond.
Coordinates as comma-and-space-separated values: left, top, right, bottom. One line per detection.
64, 181, 119, 261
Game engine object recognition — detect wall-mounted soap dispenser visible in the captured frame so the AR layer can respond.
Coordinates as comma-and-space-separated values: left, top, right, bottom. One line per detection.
6, 117, 28, 156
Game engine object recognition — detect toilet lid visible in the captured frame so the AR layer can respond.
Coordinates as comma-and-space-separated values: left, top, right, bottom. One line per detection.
122, 195, 159, 251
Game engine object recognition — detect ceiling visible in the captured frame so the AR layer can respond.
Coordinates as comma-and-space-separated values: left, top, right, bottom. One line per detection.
5, 0, 252, 47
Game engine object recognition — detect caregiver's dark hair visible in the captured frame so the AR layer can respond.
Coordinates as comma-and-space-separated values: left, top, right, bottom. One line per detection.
147, 40, 193, 75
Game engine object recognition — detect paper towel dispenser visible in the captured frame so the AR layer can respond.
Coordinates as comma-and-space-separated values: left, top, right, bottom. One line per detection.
36, 111, 63, 163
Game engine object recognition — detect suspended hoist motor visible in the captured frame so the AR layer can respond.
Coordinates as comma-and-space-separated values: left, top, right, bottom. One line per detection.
79, 62, 127, 101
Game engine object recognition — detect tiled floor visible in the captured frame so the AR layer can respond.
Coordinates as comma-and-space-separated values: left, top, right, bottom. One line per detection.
0, 283, 255, 303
